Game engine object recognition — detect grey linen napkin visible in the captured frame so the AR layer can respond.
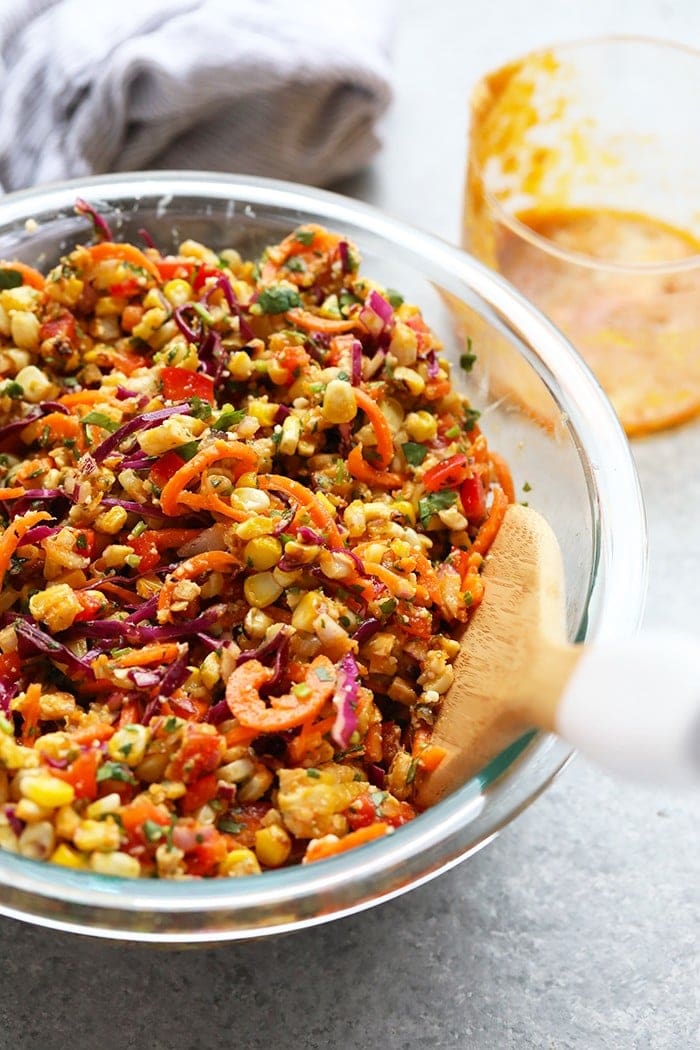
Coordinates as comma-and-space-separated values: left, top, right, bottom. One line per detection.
0, 0, 396, 192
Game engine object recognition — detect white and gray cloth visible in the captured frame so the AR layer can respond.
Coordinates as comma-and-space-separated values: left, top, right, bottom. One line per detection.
0, 0, 396, 193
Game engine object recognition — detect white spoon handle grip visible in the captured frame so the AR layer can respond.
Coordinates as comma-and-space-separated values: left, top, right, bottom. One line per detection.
557, 632, 700, 788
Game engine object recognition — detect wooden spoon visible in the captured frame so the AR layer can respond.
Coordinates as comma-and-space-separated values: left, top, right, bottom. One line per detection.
417, 503, 700, 807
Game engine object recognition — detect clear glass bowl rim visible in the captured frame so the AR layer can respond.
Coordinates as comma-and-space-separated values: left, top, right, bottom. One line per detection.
0, 172, 647, 941
474, 34, 700, 275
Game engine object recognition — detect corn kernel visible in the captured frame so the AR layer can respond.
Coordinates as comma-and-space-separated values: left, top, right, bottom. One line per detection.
278, 414, 301, 455
244, 536, 282, 571
389, 320, 418, 366
73, 817, 121, 852
50, 843, 88, 869
21, 774, 75, 808
405, 410, 437, 442
255, 824, 292, 868
322, 378, 357, 424
108, 723, 150, 768
230, 487, 271, 515
15, 363, 53, 402
162, 279, 193, 307
220, 847, 261, 877
218, 757, 254, 784
85, 792, 121, 819
15, 799, 52, 823
89, 850, 141, 878
94, 506, 128, 535
394, 366, 425, 395
137, 415, 197, 456
238, 766, 274, 802
0, 285, 38, 313
29, 583, 82, 632
393, 500, 416, 524
102, 544, 133, 568
343, 500, 367, 537
244, 572, 283, 609
228, 351, 253, 380
291, 590, 323, 633
55, 804, 80, 840
316, 493, 336, 517
247, 400, 279, 427
19, 820, 55, 860
132, 306, 167, 341
234, 515, 275, 541
200, 651, 221, 690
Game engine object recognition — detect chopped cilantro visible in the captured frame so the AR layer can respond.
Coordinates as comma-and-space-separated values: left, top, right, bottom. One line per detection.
212, 405, 245, 431
75, 533, 88, 551
1, 381, 24, 399
386, 288, 404, 309
402, 441, 428, 466
217, 818, 244, 834
460, 338, 477, 372
143, 820, 165, 843
464, 407, 481, 432
172, 440, 200, 461
285, 257, 305, 273
96, 761, 136, 784
256, 286, 301, 314
189, 396, 213, 421
164, 716, 179, 732
522, 481, 532, 493
379, 597, 397, 616
306, 768, 321, 779
295, 230, 315, 246
418, 489, 457, 527
0, 269, 22, 290
81, 411, 119, 433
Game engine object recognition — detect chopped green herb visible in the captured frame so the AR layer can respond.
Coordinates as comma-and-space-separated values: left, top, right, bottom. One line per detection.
164, 716, 179, 732
1, 381, 24, 399
217, 818, 244, 834
379, 597, 397, 616
402, 441, 428, 467
339, 290, 361, 313
418, 490, 457, 527
314, 666, 332, 682
96, 761, 136, 784
212, 405, 245, 431
285, 257, 305, 273
172, 440, 200, 461
386, 288, 404, 309
460, 338, 477, 372
143, 820, 165, 843
336, 371, 350, 383
306, 768, 321, 779
81, 411, 119, 433
464, 407, 481, 432
189, 396, 213, 421
130, 520, 148, 538
463, 590, 473, 607
75, 533, 88, 551
256, 286, 301, 314
522, 481, 532, 493
406, 757, 419, 785
444, 425, 461, 439
295, 230, 315, 246
0, 269, 23, 290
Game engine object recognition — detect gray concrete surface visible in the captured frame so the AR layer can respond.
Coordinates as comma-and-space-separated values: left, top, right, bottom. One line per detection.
1, 2, 699, 1048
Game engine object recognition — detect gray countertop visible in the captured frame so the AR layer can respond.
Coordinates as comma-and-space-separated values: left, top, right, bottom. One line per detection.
1, 3, 699, 1048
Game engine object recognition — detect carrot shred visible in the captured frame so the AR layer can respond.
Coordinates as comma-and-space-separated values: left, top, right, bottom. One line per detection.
21, 412, 83, 447
347, 446, 402, 489
159, 440, 257, 516
86, 241, 161, 281
19, 683, 42, 744
0, 510, 52, 589
304, 822, 390, 863
157, 550, 239, 617
353, 388, 394, 468
114, 644, 181, 668
489, 452, 515, 504
471, 486, 509, 556
0, 260, 45, 290
0, 487, 29, 500
59, 389, 119, 407
257, 474, 344, 548
284, 308, 357, 335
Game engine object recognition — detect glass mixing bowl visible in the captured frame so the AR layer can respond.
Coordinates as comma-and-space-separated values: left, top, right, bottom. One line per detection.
0, 173, 646, 941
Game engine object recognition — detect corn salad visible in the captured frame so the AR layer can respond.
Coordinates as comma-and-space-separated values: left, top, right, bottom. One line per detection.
0, 210, 513, 878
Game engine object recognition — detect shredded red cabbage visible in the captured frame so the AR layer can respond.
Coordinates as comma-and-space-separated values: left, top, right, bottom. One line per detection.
115, 385, 145, 402
92, 404, 190, 463
338, 241, 351, 274
38, 400, 70, 416
426, 349, 439, 379
3, 488, 66, 519
5, 806, 24, 837
75, 198, 113, 242
129, 668, 162, 689
236, 626, 291, 667
159, 650, 190, 695
259, 635, 290, 695
0, 675, 18, 713
21, 524, 60, 545
99, 497, 164, 519
15, 619, 95, 679
204, 275, 255, 343
274, 404, 291, 424
331, 653, 359, 748
138, 227, 157, 250
77, 604, 226, 646
367, 763, 386, 788
360, 290, 394, 338
205, 699, 231, 725
352, 617, 383, 644
351, 339, 362, 385
297, 526, 323, 545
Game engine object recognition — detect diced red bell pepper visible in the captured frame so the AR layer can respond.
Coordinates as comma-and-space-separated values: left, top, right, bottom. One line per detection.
422, 453, 471, 492
149, 449, 188, 490
53, 748, 101, 801
129, 533, 160, 573
460, 474, 486, 522
161, 366, 215, 404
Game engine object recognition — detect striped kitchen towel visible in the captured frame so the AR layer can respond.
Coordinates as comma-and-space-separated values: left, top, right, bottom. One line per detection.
0, 0, 396, 192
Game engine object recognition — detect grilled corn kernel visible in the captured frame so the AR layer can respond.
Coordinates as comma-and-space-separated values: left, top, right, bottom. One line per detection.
248, 399, 278, 427
405, 410, 437, 442
73, 817, 121, 853
132, 306, 167, 340
21, 774, 75, 808
218, 757, 255, 784
162, 279, 192, 307
243, 607, 274, 639
234, 516, 275, 541
238, 766, 274, 803
94, 505, 128, 535
0, 285, 38, 313
102, 543, 133, 568
318, 550, 354, 580
15, 363, 52, 400
243, 572, 283, 609
19, 820, 55, 860
343, 500, 367, 537
393, 499, 416, 524
394, 366, 425, 395
200, 651, 221, 690
137, 415, 197, 456
244, 536, 282, 571
322, 379, 357, 424
50, 843, 88, 869
389, 320, 418, 366
108, 723, 150, 767
29, 583, 82, 633
230, 487, 271, 515
278, 414, 301, 455
254, 825, 292, 868
85, 793, 121, 820
291, 590, 323, 633
228, 351, 253, 380
55, 804, 80, 840
220, 847, 261, 877
15, 799, 52, 823
89, 850, 141, 878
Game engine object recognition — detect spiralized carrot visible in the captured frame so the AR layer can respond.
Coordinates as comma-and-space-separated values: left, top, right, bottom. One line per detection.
114, 644, 182, 668
0, 487, 28, 500
347, 446, 402, 489
158, 550, 239, 618
0, 260, 45, 290
258, 474, 344, 547
304, 822, 390, 863
0, 510, 52, 588
490, 451, 515, 504
159, 440, 257, 516
284, 308, 357, 335
86, 241, 161, 281
352, 388, 394, 469
471, 486, 509, 556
